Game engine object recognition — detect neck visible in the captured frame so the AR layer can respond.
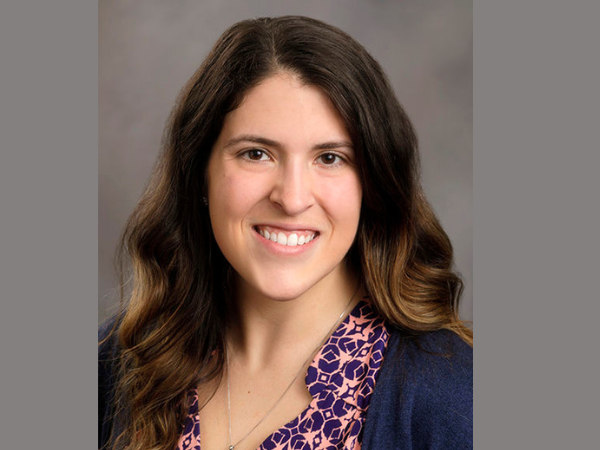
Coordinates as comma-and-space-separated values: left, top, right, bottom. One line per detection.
227, 266, 362, 373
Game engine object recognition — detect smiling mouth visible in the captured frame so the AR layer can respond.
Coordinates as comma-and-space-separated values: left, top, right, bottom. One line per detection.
253, 225, 319, 247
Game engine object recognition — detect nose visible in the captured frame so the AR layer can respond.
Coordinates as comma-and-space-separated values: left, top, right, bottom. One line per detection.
269, 161, 314, 215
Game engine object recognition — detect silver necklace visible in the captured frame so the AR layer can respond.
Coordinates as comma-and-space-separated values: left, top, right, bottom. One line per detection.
225, 291, 358, 450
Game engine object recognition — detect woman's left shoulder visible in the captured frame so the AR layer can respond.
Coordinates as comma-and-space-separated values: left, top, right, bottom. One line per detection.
383, 328, 472, 409
363, 328, 473, 449
404, 328, 473, 387
404, 329, 472, 412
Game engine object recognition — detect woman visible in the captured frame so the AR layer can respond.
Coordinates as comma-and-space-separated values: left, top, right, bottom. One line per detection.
99, 16, 473, 450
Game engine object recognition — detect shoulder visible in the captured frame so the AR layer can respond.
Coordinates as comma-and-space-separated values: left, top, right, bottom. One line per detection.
98, 315, 121, 373
98, 315, 122, 449
362, 328, 473, 450
398, 329, 473, 400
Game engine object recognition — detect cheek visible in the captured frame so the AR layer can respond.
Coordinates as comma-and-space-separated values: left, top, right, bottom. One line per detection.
323, 174, 362, 221
209, 168, 267, 221
208, 171, 251, 259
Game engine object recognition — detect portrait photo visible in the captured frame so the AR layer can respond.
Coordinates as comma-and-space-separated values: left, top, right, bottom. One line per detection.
99, 2, 473, 449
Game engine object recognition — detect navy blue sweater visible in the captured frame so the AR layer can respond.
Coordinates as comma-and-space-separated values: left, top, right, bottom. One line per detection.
361, 328, 472, 449
99, 322, 472, 449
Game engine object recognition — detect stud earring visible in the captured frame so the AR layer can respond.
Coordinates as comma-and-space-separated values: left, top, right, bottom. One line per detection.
202, 196, 209, 206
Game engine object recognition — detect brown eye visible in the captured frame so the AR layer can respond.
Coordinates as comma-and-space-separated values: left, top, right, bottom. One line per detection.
242, 149, 269, 161
319, 153, 341, 165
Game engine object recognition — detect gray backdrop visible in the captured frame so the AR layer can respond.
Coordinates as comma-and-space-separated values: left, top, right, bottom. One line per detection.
99, 0, 472, 324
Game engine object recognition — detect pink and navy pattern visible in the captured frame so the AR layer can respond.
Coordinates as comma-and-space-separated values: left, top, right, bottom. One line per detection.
177, 299, 389, 450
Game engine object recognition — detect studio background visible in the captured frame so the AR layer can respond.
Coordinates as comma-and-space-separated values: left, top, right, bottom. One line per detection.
99, 0, 472, 325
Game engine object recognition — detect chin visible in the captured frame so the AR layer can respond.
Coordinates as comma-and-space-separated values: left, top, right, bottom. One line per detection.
235, 260, 349, 303
255, 280, 316, 302
241, 271, 326, 302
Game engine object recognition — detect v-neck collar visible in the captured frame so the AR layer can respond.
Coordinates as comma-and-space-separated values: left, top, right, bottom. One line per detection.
305, 298, 389, 411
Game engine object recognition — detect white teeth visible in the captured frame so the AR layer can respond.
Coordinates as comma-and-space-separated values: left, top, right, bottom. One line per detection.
277, 232, 287, 245
257, 227, 316, 246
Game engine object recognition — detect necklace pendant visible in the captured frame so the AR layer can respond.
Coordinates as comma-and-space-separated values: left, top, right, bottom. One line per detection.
229, 446, 234, 450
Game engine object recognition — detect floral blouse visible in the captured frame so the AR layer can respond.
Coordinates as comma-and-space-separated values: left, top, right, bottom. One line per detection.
176, 299, 390, 450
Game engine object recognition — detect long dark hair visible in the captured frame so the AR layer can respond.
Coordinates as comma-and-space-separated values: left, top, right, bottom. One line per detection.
105, 16, 471, 450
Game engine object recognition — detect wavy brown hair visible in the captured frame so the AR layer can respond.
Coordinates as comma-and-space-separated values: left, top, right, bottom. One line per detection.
102, 16, 472, 450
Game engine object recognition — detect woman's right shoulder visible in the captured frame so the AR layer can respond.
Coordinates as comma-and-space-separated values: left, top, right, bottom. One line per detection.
98, 315, 121, 357
98, 314, 123, 389
98, 315, 123, 449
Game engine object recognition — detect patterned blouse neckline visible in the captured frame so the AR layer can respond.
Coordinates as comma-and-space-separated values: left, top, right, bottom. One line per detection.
177, 297, 390, 450
304, 298, 388, 410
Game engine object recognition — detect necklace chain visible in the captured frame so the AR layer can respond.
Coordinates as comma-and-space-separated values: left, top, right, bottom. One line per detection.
225, 290, 358, 450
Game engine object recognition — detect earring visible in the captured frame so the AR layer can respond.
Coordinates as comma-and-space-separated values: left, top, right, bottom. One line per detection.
202, 196, 208, 206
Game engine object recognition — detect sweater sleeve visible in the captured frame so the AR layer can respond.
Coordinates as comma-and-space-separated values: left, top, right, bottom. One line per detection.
98, 317, 120, 449
361, 329, 473, 450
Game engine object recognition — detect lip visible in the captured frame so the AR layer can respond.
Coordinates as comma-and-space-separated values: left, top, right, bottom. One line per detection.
252, 224, 320, 255
253, 222, 320, 233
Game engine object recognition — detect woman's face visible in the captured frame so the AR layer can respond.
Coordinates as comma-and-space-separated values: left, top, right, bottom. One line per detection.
207, 72, 362, 301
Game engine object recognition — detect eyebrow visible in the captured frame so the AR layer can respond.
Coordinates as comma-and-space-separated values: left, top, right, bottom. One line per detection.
222, 134, 353, 151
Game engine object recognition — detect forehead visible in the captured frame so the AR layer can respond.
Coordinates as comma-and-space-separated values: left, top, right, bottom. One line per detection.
218, 72, 351, 146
